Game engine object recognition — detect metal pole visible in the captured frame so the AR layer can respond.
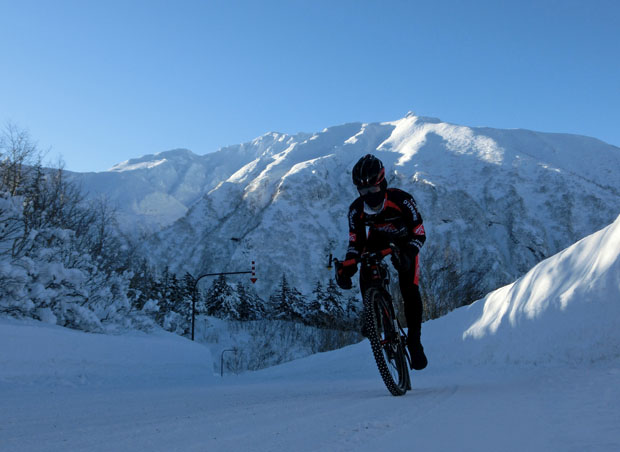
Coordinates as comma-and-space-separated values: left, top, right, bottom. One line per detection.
221, 348, 237, 377
189, 267, 256, 341
196, 271, 253, 278
191, 289, 196, 341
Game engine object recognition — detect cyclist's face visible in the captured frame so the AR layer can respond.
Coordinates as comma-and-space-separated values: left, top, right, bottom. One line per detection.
358, 184, 385, 211
358, 184, 381, 196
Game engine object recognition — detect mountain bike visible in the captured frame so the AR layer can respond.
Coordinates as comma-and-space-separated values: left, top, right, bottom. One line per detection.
334, 247, 412, 396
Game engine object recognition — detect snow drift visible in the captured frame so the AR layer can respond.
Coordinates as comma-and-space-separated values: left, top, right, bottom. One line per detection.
426, 213, 620, 367
0, 318, 214, 387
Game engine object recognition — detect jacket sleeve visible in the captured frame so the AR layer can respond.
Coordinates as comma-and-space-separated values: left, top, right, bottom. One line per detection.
345, 201, 365, 264
399, 192, 426, 254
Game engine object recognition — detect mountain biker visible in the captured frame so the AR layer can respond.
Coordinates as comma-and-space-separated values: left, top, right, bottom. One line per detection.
336, 154, 428, 370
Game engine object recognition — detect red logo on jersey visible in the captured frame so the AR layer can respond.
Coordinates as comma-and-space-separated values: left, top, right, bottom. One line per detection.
349, 232, 357, 242
414, 224, 425, 235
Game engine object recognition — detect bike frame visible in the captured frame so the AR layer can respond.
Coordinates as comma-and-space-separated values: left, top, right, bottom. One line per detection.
333, 245, 412, 364
360, 247, 411, 362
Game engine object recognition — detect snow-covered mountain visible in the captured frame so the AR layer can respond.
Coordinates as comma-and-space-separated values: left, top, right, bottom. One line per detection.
3, 213, 619, 451
68, 135, 306, 232
74, 113, 620, 310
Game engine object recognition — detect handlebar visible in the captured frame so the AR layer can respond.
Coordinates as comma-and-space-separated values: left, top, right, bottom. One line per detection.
331, 247, 393, 268
332, 246, 395, 290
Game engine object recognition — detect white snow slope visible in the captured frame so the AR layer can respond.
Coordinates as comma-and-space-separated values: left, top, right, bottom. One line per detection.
2, 215, 620, 451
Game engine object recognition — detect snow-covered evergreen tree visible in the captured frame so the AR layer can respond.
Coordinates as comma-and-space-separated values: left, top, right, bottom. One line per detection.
308, 280, 326, 318
203, 275, 241, 319
324, 279, 345, 319
344, 295, 363, 331
268, 273, 306, 322
236, 281, 265, 320
306, 278, 350, 329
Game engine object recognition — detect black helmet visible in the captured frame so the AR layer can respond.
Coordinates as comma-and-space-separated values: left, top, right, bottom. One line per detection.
352, 154, 385, 188
352, 154, 387, 211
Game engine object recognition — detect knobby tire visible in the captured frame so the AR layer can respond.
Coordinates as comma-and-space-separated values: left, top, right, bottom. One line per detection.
363, 287, 410, 396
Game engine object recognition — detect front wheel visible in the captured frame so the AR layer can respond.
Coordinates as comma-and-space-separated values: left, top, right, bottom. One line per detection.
363, 287, 410, 396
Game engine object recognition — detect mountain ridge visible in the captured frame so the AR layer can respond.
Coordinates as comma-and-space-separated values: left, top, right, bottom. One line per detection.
72, 114, 620, 313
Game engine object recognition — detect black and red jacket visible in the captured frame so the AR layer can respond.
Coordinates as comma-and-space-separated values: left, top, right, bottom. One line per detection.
345, 188, 426, 281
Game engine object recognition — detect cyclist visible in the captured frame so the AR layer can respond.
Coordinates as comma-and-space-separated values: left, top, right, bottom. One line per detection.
336, 154, 428, 370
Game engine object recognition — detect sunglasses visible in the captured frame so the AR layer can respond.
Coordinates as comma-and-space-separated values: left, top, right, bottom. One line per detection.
357, 184, 382, 196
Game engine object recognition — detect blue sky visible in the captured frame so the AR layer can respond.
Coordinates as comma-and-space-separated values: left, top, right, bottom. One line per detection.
1, 0, 619, 172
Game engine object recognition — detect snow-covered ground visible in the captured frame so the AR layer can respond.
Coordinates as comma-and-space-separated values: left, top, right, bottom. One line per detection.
2, 215, 619, 451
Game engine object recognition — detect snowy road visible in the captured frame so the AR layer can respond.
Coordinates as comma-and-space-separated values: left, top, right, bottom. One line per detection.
3, 337, 619, 452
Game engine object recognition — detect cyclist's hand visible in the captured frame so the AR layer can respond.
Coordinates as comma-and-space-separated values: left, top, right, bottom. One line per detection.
336, 274, 352, 290
335, 259, 356, 290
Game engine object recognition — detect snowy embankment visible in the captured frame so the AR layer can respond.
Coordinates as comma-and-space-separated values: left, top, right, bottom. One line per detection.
426, 212, 620, 368
0, 321, 214, 388
1, 215, 619, 451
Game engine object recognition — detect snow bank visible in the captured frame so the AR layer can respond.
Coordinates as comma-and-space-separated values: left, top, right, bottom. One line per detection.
0, 319, 214, 387
426, 214, 620, 367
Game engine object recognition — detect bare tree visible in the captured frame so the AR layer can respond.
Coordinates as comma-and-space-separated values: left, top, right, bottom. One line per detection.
0, 122, 42, 196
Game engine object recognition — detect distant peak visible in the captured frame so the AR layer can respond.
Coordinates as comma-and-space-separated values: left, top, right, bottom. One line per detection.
253, 132, 287, 143
417, 115, 442, 124
155, 148, 195, 158
108, 148, 197, 172
401, 111, 442, 124
109, 158, 167, 172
